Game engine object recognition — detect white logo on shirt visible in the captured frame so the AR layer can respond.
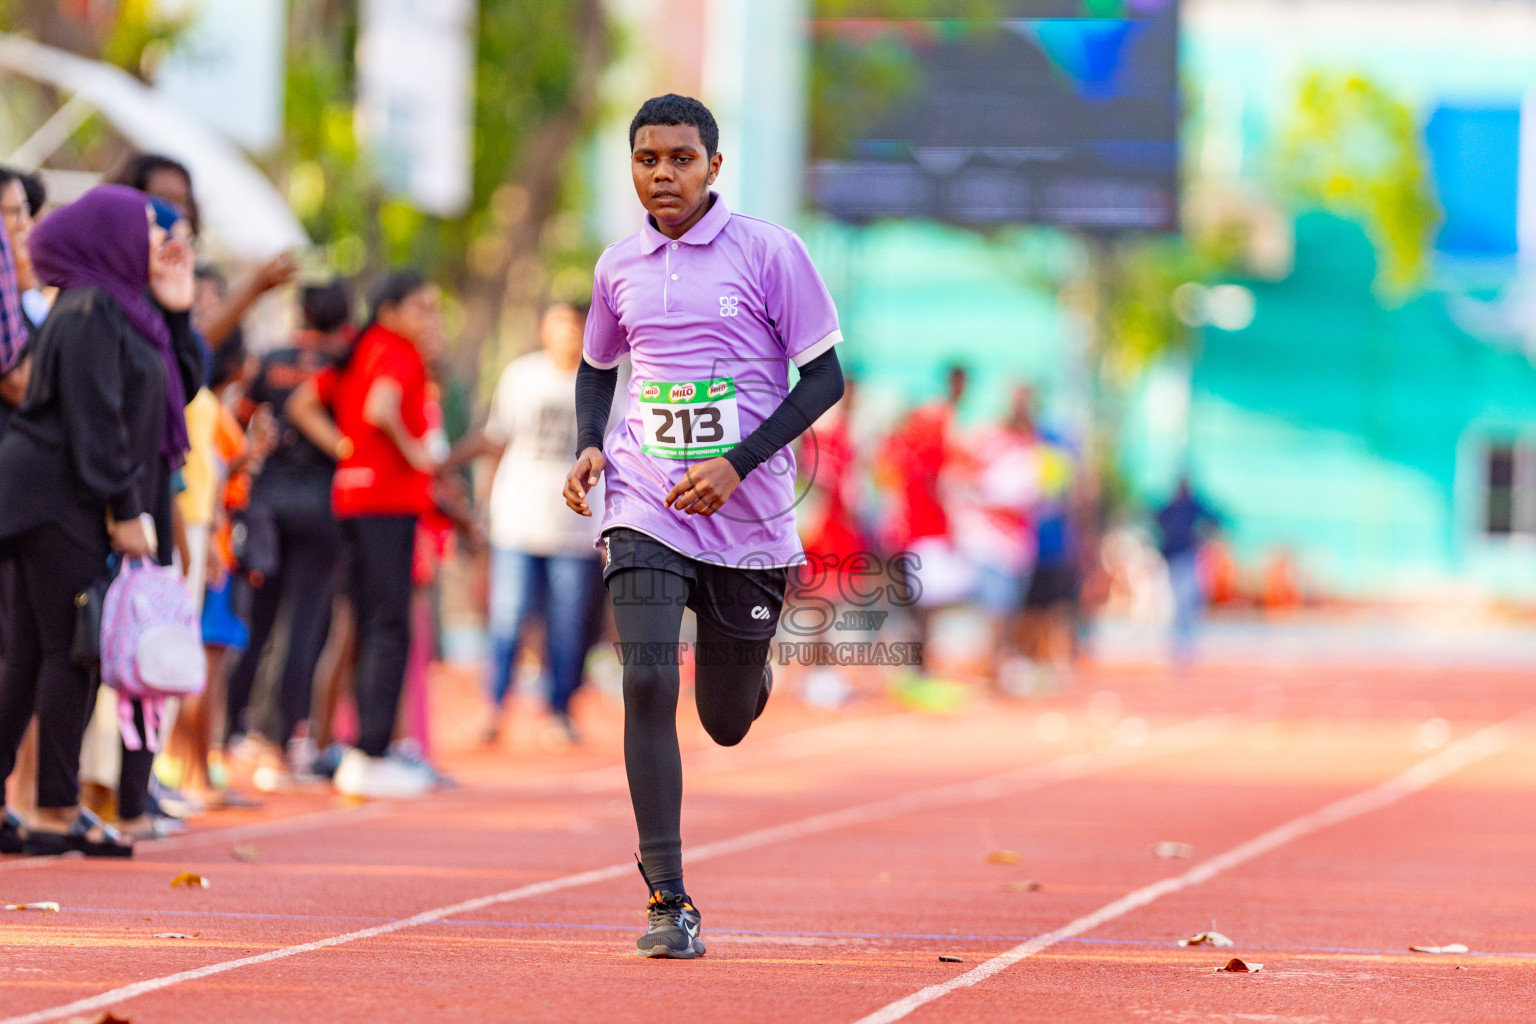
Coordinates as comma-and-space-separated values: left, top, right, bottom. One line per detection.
751, 605, 770, 621
719, 295, 740, 317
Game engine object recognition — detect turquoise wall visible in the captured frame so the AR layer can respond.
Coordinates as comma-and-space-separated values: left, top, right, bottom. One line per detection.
801, 219, 1077, 428
1129, 213, 1536, 598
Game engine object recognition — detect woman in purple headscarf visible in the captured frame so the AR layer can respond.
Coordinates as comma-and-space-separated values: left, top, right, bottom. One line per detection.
0, 184, 199, 858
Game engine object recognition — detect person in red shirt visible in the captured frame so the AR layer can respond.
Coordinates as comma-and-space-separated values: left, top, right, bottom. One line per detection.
875, 365, 973, 678
287, 271, 444, 799
879, 365, 966, 553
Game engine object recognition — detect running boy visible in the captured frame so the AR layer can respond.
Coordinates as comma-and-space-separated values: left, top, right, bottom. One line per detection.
564, 94, 844, 959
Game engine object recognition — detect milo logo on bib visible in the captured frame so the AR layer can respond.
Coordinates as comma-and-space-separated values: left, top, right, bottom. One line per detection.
639, 375, 742, 460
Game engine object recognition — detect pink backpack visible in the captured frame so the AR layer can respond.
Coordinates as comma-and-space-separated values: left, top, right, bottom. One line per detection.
101, 559, 206, 751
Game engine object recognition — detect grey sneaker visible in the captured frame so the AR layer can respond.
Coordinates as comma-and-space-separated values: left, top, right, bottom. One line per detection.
637, 889, 705, 959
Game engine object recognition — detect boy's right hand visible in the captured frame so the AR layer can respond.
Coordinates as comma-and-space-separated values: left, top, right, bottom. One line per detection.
564, 448, 606, 516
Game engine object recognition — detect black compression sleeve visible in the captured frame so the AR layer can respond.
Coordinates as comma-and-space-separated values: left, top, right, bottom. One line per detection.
575, 358, 618, 455
724, 347, 844, 480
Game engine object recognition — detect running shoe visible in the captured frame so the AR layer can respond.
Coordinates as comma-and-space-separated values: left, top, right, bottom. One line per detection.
334, 749, 432, 799
553, 711, 582, 746
288, 736, 322, 782
636, 888, 706, 959
149, 777, 204, 819
256, 737, 324, 792
1, 808, 23, 854
387, 739, 457, 789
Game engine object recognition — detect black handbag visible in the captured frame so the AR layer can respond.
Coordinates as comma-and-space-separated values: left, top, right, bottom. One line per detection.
70, 575, 111, 668
232, 504, 280, 581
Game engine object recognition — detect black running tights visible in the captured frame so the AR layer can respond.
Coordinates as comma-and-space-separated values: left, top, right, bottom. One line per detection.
608, 567, 771, 884
224, 508, 339, 746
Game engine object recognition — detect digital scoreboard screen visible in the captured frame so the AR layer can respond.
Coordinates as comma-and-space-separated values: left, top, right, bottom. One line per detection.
809, 0, 1179, 232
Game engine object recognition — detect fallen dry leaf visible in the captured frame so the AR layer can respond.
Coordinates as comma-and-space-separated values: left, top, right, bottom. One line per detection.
5, 902, 60, 912
985, 850, 1021, 865
60, 1012, 130, 1024
1180, 931, 1235, 948
231, 845, 259, 862
153, 933, 198, 940
938, 955, 964, 963
169, 872, 209, 889
1215, 958, 1262, 973
1409, 943, 1469, 954
1004, 880, 1041, 893
1153, 841, 1194, 859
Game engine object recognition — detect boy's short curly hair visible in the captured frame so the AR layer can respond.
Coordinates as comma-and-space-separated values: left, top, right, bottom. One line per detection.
629, 94, 719, 157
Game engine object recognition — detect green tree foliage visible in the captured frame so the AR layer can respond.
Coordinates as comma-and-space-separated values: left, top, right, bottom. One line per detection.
100, 0, 190, 79
280, 0, 611, 383
1276, 71, 1441, 295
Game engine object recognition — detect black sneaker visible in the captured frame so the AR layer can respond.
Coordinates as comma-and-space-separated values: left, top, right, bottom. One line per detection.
755, 663, 773, 721
637, 889, 705, 959
1, 808, 22, 855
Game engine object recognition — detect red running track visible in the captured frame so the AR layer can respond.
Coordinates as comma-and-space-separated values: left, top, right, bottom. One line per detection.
1, 660, 1533, 1023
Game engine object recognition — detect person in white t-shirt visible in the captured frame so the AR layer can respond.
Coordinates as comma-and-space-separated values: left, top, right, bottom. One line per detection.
481, 302, 605, 744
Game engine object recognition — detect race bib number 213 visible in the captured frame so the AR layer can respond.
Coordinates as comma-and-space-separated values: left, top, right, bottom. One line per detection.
639, 376, 741, 460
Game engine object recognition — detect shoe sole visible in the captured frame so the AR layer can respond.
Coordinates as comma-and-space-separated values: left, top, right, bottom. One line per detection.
636, 941, 706, 959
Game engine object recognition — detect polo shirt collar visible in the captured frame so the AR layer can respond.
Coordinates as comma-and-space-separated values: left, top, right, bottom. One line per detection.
639, 192, 731, 254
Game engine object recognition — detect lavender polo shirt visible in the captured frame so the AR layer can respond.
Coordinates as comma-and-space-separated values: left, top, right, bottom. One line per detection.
584, 194, 842, 569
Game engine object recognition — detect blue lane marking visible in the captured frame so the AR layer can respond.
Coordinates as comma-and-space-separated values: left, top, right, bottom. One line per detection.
30, 906, 1536, 959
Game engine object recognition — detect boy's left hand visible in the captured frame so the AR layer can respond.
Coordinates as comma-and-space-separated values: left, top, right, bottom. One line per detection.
665, 457, 740, 516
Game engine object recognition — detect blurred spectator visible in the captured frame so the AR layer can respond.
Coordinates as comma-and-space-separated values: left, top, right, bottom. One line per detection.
951, 384, 1043, 686
286, 271, 444, 799
878, 364, 972, 674
0, 166, 47, 330
161, 330, 262, 806
1019, 435, 1080, 685
111, 152, 298, 352
0, 172, 35, 418
795, 375, 869, 707
477, 302, 602, 747
800, 374, 869, 572
223, 283, 352, 789
1154, 477, 1220, 663
0, 185, 198, 855
1261, 549, 1305, 612
399, 373, 463, 769
0, 179, 28, 848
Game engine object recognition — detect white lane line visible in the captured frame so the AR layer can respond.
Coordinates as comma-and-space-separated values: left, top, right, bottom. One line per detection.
0, 716, 1226, 1024
850, 719, 1517, 1024
0, 713, 920, 869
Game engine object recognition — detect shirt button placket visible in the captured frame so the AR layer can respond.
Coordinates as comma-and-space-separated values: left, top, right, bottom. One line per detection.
666, 244, 681, 314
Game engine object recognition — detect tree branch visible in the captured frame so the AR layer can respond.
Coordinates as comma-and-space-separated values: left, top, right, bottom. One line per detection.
451, 0, 610, 389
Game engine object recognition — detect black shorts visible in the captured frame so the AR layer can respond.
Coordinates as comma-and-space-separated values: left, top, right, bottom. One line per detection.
601, 527, 787, 641
1023, 564, 1080, 610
